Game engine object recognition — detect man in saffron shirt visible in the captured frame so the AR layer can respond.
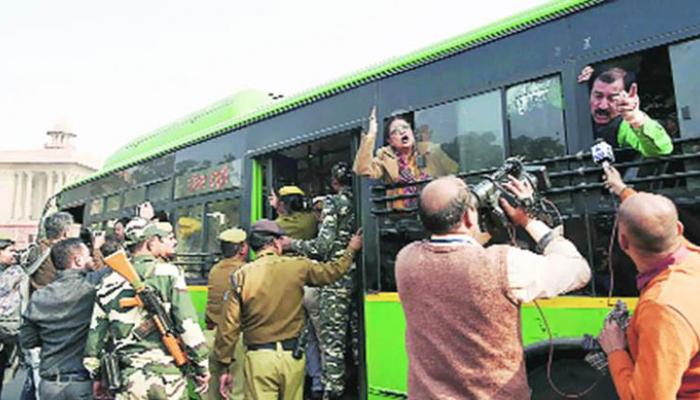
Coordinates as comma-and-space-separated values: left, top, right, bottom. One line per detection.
599, 165, 700, 399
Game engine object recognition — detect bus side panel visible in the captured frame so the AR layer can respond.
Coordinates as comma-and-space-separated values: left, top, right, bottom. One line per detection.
364, 295, 638, 397
364, 297, 408, 398
188, 286, 209, 329
521, 298, 637, 346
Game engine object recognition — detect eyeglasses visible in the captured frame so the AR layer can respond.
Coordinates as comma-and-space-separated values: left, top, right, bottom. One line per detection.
389, 123, 412, 137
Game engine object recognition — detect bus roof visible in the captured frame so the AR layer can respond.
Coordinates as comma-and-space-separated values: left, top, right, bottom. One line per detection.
68, 0, 603, 190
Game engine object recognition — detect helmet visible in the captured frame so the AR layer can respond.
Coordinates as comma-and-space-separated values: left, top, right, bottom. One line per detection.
124, 217, 171, 246
331, 161, 352, 185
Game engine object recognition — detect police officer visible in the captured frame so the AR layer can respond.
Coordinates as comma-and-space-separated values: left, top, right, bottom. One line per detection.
270, 185, 323, 395
214, 220, 362, 400
282, 161, 356, 399
205, 228, 248, 400
84, 218, 210, 399
270, 186, 317, 240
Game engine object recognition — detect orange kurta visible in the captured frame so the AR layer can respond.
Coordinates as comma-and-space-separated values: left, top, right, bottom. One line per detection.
608, 242, 700, 399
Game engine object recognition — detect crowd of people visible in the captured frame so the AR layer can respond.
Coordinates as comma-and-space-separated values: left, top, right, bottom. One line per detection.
0, 65, 693, 400
0, 162, 361, 400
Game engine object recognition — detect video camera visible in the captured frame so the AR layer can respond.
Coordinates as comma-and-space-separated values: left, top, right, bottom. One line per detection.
471, 157, 553, 238
15, 244, 42, 268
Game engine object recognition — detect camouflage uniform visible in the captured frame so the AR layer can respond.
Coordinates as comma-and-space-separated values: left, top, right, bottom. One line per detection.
84, 220, 208, 400
291, 174, 355, 396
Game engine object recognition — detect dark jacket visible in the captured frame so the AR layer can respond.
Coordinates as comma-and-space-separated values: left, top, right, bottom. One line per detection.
20, 268, 110, 377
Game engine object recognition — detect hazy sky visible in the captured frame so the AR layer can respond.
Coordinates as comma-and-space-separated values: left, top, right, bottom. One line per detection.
0, 0, 550, 164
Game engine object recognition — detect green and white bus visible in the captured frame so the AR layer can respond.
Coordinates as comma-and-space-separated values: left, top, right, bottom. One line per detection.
57, 0, 700, 398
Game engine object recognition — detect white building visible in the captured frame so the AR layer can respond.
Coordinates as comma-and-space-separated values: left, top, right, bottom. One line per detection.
0, 123, 100, 247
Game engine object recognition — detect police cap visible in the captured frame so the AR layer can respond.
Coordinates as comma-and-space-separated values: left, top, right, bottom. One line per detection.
250, 219, 286, 237
278, 186, 305, 197
218, 228, 247, 244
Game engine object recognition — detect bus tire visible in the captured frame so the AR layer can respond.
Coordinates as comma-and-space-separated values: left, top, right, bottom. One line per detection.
526, 343, 618, 399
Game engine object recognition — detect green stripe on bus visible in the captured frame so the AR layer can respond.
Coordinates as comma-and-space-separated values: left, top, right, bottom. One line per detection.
364, 294, 629, 396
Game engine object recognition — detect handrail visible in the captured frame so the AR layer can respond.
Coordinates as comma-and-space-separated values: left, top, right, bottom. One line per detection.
370, 136, 700, 192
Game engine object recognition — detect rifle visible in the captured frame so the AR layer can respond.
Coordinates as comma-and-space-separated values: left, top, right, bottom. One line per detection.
104, 250, 188, 367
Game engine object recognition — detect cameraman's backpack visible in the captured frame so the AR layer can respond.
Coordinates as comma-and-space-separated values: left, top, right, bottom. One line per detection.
0, 244, 49, 341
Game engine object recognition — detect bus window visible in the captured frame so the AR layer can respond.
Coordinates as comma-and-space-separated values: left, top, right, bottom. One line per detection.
90, 221, 104, 232
415, 90, 505, 173
670, 37, 700, 139
506, 75, 566, 160
63, 204, 85, 224
105, 193, 121, 213
89, 198, 103, 216
123, 187, 146, 208
670, 37, 700, 191
176, 204, 204, 254
582, 47, 678, 155
582, 46, 682, 192
205, 198, 241, 254
148, 179, 172, 202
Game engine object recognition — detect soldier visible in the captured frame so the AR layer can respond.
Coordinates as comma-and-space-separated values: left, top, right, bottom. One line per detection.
270, 185, 317, 240
311, 196, 325, 223
84, 217, 209, 399
153, 222, 177, 262
281, 161, 356, 399
205, 228, 249, 400
214, 220, 362, 400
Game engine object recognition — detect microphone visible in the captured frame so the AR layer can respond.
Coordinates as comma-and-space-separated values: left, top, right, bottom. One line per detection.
591, 138, 615, 169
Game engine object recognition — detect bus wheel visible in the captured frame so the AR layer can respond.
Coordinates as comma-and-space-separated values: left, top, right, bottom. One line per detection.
527, 351, 618, 399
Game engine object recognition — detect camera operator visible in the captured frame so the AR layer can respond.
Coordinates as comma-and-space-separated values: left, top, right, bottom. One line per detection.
395, 176, 591, 399
597, 165, 700, 399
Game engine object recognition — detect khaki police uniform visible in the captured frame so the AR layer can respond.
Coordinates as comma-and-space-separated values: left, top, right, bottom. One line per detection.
213, 220, 357, 400
274, 186, 323, 395
276, 212, 317, 241
206, 228, 247, 400
275, 186, 317, 241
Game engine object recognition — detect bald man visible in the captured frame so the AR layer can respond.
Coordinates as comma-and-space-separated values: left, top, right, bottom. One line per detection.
395, 176, 591, 399
598, 191, 700, 399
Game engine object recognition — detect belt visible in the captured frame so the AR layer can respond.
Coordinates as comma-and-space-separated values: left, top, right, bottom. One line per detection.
42, 371, 91, 382
247, 338, 297, 352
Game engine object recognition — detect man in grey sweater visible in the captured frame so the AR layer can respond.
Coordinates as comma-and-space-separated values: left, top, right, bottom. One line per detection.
396, 176, 591, 399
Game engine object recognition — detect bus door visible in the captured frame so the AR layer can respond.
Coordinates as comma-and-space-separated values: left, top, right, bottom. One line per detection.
253, 127, 364, 398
